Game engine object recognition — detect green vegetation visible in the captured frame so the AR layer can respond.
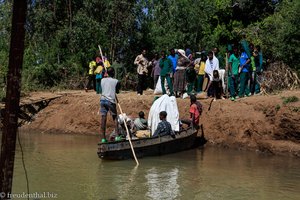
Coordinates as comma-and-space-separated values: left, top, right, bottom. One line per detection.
290, 107, 300, 112
282, 96, 299, 105
0, 0, 299, 92
275, 104, 281, 112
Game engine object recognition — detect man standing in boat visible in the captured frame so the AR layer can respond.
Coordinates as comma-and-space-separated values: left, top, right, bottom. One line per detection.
100, 67, 121, 143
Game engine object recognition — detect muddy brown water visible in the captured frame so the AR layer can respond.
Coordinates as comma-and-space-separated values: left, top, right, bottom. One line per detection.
4, 132, 300, 200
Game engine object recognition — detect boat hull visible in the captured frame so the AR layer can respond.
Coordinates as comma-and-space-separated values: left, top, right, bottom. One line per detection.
98, 128, 198, 160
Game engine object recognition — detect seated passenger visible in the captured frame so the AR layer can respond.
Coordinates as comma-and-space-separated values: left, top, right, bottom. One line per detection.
153, 111, 175, 138
181, 94, 202, 129
113, 114, 134, 141
134, 111, 148, 131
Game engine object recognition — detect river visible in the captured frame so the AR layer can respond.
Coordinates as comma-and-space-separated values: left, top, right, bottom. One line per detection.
7, 132, 300, 200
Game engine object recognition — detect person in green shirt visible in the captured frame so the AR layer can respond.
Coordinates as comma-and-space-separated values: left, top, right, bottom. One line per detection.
159, 51, 174, 96
185, 65, 197, 95
228, 46, 240, 100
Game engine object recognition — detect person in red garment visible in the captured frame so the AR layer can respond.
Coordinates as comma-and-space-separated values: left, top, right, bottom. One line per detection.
181, 94, 202, 129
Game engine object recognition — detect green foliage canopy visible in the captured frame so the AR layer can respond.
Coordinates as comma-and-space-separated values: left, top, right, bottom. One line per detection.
0, 0, 298, 91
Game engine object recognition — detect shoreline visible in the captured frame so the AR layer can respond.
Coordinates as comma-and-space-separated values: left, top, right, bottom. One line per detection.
20, 89, 300, 157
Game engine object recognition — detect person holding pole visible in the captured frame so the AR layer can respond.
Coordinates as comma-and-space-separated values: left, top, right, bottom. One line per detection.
94, 59, 104, 94
100, 67, 121, 143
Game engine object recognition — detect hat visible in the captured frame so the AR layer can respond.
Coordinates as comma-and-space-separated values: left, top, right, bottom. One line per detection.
177, 49, 186, 56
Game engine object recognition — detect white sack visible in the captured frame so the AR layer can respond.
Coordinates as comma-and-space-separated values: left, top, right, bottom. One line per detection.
154, 76, 169, 95
148, 94, 180, 135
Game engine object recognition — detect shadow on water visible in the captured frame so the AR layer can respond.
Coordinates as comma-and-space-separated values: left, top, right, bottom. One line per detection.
193, 124, 208, 148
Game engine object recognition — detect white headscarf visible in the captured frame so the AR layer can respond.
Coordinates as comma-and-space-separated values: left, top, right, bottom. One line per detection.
177, 49, 185, 56
204, 54, 219, 81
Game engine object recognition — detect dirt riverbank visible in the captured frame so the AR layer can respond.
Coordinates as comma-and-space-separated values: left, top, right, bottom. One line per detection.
21, 90, 300, 157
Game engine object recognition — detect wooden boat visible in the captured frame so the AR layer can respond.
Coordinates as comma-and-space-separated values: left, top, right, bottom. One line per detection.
98, 127, 199, 160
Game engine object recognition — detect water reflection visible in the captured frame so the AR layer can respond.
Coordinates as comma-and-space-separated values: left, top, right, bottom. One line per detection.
145, 167, 180, 200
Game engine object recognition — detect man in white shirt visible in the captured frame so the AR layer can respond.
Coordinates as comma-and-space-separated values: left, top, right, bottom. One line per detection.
204, 51, 219, 96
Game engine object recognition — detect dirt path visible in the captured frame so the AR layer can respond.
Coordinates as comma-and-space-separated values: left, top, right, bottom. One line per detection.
21, 89, 300, 157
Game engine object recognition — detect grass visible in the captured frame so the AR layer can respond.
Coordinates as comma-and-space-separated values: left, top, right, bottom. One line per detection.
275, 104, 281, 111
290, 107, 300, 112
282, 96, 299, 105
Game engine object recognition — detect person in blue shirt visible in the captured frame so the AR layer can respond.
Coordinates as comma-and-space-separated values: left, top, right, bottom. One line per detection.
238, 46, 251, 98
168, 48, 178, 75
153, 111, 175, 138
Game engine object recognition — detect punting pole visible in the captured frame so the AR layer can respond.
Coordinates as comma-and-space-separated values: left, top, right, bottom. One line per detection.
98, 45, 108, 77
116, 96, 139, 166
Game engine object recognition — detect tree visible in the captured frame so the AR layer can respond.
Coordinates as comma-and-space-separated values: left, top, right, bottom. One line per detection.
0, 0, 298, 92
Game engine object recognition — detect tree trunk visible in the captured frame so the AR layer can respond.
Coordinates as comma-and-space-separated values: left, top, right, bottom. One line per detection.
53, 0, 56, 19
0, 0, 27, 197
68, 0, 72, 28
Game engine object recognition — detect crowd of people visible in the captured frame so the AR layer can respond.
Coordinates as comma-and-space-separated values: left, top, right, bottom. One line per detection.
84, 56, 111, 94
85, 38, 263, 142
133, 39, 263, 101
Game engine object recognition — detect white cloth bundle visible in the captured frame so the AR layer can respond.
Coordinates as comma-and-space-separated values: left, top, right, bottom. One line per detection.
153, 76, 169, 95
148, 95, 180, 135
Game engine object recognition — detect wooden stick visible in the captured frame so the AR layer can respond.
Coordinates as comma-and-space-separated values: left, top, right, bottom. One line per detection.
225, 52, 229, 97
116, 96, 139, 166
98, 44, 108, 77
208, 98, 214, 111
98, 45, 105, 67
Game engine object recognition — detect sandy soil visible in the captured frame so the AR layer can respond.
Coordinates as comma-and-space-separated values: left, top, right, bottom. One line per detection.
21, 89, 300, 157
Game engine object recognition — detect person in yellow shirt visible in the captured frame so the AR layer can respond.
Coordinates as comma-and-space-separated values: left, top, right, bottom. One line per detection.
85, 57, 97, 92
196, 54, 207, 93
100, 56, 111, 78
94, 59, 104, 94
103, 56, 111, 68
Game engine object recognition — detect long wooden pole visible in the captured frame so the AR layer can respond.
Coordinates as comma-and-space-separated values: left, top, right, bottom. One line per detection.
98, 45, 105, 67
225, 52, 229, 97
116, 96, 139, 166
0, 0, 27, 196
98, 45, 108, 77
